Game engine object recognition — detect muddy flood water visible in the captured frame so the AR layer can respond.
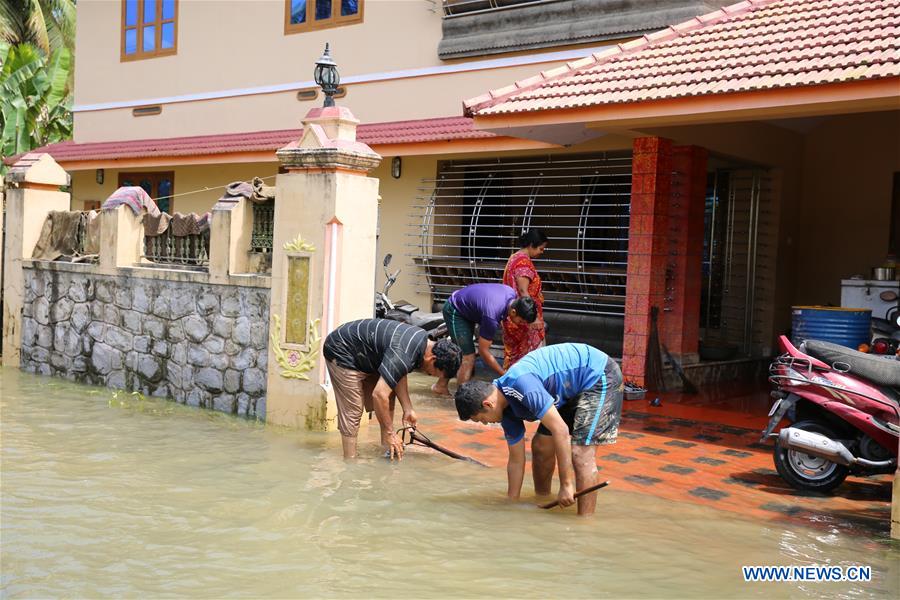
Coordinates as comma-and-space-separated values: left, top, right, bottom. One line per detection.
2, 369, 898, 599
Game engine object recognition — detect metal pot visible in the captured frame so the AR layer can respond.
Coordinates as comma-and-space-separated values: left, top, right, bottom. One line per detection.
872, 267, 896, 281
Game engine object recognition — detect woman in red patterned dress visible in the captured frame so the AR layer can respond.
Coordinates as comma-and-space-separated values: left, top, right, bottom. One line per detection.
502, 230, 548, 368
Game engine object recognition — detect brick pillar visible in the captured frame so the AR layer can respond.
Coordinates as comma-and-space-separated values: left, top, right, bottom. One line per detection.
622, 137, 672, 386
664, 145, 708, 363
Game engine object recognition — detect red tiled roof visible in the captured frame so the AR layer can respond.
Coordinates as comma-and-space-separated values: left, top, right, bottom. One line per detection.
464, 0, 900, 116
18, 116, 496, 164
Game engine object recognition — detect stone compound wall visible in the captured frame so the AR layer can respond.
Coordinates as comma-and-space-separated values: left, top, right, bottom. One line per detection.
20, 265, 270, 418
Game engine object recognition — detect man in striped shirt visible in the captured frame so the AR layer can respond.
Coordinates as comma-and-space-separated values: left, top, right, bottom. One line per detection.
324, 319, 462, 459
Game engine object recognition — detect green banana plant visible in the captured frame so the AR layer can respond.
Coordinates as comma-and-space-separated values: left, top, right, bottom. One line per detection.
0, 41, 72, 171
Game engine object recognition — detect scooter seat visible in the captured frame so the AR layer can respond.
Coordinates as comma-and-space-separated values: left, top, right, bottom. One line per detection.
803, 339, 900, 388
409, 312, 444, 331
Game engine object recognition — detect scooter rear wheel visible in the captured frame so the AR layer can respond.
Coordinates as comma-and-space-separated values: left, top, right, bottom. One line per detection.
773, 420, 850, 493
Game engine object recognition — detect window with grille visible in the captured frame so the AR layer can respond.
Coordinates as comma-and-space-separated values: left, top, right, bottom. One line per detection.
408, 153, 632, 316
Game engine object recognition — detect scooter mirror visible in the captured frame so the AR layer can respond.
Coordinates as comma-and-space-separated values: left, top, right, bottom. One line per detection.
383, 254, 393, 267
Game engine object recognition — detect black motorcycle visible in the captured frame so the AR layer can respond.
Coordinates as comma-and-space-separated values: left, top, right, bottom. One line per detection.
374, 254, 447, 340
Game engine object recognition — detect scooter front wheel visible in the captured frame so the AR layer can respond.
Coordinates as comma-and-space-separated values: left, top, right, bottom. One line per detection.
773, 420, 849, 493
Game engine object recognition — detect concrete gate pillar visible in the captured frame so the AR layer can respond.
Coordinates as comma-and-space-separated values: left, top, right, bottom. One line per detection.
265, 106, 382, 429
2, 154, 70, 367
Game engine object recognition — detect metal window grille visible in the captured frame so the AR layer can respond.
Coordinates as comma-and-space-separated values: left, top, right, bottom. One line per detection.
251, 200, 275, 253
407, 153, 632, 316
442, 0, 558, 18
144, 225, 210, 268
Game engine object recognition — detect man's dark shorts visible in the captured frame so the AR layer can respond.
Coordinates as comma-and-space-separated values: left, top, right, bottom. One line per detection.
536, 359, 624, 445
443, 301, 477, 355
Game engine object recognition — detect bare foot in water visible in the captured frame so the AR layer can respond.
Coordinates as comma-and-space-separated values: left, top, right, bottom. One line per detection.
431, 382, 451, 396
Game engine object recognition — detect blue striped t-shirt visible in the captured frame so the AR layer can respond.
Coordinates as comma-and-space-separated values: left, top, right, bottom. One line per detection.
493, 343, 608, 445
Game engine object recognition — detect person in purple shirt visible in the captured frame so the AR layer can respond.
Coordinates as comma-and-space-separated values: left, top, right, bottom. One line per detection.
432, 283, 537, 395
454, 343, 623, 516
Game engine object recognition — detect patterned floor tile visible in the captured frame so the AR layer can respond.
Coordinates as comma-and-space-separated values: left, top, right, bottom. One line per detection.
693, 456, 727, 466
721, 449, 753, 458
625, 475, 663, 486
664, 440, 697, 448
462, 441, 491, 451
723, 476, 761, 488
759, 502, 805, 516
601, 453, 637, 464
690, 487, 730, 501
643, 426, 673, 433
635, 446, 668, 456
718, 425, 755, 436
669, 418, 699, 428
661, 465, 696, 475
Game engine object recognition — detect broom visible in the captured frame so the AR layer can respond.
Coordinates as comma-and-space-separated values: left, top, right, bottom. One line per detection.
662, 344, 699, 395
645, 306, 666, 392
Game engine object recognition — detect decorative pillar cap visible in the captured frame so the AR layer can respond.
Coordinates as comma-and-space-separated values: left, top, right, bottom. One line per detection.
4, 153, 70, 187
278, 113, 381, 172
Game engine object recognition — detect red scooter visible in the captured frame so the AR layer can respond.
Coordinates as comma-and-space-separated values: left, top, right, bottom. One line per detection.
762, 335, 900, 492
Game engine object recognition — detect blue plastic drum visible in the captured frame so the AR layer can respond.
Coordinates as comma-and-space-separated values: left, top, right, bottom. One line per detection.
791, 306, 871, 349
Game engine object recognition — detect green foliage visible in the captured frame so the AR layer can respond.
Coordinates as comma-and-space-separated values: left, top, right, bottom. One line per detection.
0, 0, 76, 56
0, 41, 72, 167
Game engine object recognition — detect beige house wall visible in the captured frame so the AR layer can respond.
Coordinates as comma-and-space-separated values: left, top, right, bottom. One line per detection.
72, 0, 601, 143
73, 62, 578, 142
371, 156, 437, 313
74, 0, 444, 106
796, 110, 900, 305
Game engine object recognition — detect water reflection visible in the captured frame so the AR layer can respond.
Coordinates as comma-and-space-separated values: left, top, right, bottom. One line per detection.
1, 369, 897, 599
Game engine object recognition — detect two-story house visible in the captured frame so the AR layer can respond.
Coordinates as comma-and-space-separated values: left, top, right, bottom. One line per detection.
31, 0, 733, 355
22, 0, 900, 391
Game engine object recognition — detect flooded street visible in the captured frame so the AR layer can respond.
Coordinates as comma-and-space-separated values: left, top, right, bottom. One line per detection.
2, 369, 898, 599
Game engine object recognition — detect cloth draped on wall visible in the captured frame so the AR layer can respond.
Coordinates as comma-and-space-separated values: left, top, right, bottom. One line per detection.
32, 210, 99, 261
170, 212, 211, 237
102, 186, 161, 216
143, 212, 172, 237
216, 177, 276, 206
501, 250, 546, 368
143, 212, 211, 237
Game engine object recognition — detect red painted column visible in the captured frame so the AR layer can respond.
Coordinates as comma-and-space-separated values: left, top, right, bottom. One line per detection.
665, 145, 708, 362
622, 137, 672, 386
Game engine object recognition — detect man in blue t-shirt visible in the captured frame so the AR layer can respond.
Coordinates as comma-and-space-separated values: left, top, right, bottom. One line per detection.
454, 343, 623, 516
433, 283, 537, 395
